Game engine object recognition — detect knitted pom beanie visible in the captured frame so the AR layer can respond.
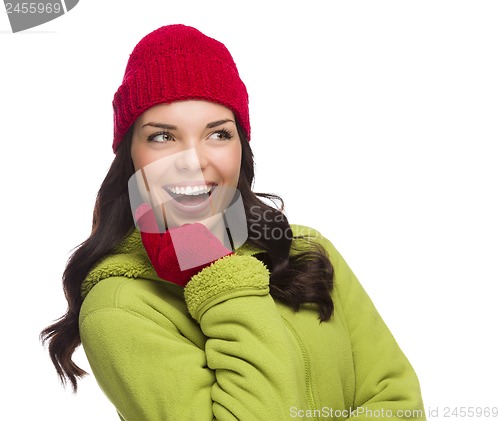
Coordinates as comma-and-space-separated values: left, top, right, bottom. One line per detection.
112, 24, 250, 153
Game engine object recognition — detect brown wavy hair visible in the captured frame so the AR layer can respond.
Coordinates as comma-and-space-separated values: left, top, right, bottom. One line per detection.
40, 121, 334, 391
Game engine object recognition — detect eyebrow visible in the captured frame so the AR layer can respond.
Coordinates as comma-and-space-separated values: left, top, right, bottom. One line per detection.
141, 119, 234, 130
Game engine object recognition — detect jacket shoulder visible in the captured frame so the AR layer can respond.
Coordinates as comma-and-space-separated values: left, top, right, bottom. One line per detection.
80, 275, 185, 327
290, 224, 339, 257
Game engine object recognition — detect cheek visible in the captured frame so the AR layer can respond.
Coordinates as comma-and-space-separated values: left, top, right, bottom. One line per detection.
131, 141, 145, 171
219, 145, 242, 185
131, 143, 158, 172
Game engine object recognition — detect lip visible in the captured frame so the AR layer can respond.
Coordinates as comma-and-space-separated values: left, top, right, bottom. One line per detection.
162, 182, 218, 217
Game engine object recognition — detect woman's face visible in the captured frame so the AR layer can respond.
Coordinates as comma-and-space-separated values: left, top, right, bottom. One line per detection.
131, 100, 242, 230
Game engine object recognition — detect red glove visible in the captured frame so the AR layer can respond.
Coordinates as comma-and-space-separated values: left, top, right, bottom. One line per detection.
135, 204, 233, 287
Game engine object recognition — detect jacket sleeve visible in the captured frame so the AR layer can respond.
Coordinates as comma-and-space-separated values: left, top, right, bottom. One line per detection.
184, 254, 308, 419
317, 234, 426, 420
80, 254, 308, 421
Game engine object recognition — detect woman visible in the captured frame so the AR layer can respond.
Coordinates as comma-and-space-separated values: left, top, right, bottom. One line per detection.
41, 24, 426, 420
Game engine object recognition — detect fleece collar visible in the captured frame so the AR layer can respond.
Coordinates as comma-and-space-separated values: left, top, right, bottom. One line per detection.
81, 228, 262, 299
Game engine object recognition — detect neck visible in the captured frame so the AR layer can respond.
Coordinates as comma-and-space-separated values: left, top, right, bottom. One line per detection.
202, 213, 233, 250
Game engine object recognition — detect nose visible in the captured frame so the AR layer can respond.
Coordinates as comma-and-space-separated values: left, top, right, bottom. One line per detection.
174, 146, 207, 174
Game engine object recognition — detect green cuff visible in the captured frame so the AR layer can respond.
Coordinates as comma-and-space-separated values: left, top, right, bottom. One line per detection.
184, 255, 270, 321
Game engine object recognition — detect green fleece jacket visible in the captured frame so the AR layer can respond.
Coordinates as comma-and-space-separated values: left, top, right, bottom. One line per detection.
79, 225, 425, 420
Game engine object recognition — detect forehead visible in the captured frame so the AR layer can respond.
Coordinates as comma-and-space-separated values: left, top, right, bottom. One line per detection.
136, 100, 235, 125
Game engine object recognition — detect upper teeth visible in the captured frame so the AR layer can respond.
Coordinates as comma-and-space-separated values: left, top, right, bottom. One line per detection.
167, 185, 212, 196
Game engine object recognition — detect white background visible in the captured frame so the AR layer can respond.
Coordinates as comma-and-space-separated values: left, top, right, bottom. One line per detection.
1, 1, 499, 420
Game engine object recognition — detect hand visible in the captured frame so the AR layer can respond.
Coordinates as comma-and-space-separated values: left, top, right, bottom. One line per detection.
135, 204, 233, 287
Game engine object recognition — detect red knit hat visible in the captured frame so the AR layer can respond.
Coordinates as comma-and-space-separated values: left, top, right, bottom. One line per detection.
112, 24, 250, 153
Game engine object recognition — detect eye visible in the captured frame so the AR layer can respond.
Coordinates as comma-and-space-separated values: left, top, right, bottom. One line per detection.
147, 131, 174, 143
208, 128, 233, 141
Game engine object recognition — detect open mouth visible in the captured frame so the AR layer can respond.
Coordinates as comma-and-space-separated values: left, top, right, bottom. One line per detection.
163, 183, 217, 206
